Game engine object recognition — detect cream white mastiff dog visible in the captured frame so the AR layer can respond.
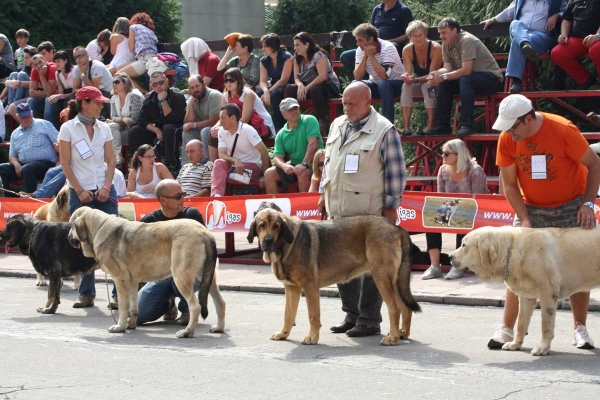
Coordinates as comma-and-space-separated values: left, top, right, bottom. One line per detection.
68, 207, 226, 338
449, 225, 600, 356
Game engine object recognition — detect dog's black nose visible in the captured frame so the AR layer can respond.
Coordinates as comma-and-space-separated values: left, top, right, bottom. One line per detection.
264, 237, 274, 245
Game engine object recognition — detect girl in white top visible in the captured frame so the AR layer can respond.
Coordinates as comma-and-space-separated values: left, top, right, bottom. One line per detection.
126, 144, 173, 198
108, 17, 135, 75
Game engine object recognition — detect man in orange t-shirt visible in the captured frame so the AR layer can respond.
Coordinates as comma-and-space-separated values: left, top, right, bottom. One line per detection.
490, 94, 600, 351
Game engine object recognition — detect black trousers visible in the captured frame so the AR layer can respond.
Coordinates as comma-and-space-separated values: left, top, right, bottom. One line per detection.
128, 123, 181, 169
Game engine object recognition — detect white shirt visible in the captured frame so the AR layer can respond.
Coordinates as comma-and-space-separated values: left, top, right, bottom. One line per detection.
218, 122, 263, 166
355, 38, 405, 84
86, 40, 103, 61
113, 168, 126, 198
58, 116, 113, 190
74, 60, 113, 93
494, 0, 567, 32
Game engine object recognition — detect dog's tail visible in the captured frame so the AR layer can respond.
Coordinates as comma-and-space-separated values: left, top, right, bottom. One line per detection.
397, 229, 422, 313
198, 238, 218, 320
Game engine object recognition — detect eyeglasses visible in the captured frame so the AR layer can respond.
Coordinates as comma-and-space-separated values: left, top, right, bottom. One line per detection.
141, 154, 155, 159
223, 78, 237, 83
113, 80, 122, 85
74, 53, 87, 60
508, 117, 525, 132
150, 80, 166, 88
162, 192, 186, 200
441, 151, 456, 157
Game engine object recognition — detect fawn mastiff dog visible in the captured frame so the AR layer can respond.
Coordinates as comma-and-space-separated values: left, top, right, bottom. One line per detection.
247, 208, 421, 345
450, 225, 600, 356
68, 207, 226, 338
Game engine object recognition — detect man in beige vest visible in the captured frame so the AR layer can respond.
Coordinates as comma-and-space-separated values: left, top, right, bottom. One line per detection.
318, 82, 407, 337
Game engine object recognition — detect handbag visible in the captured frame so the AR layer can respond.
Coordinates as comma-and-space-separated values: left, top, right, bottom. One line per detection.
227, 97, 270, 138
297, 67, 319, 86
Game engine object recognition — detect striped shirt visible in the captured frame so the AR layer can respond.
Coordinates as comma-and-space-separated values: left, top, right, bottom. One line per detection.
177, 159, 213, 195
9, 119, 59, 164
355, 38, 404, 84
130, 24, 158, 58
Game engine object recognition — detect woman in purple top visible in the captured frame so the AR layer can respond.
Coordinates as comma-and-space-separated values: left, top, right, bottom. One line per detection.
422, 139, 489, 280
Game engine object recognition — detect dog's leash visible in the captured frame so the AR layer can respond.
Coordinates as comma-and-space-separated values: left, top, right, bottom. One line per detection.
105, 273, 118, 324
0, 187, 49, 204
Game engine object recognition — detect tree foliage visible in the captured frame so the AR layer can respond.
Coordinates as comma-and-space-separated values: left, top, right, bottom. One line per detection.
1, 0, 182, 51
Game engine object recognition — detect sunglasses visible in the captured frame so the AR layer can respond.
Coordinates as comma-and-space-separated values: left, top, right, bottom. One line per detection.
441, 151, 456, 157
113, 80, 122, 85
318, 162, 324, 167
150, 80, 166, 88
74, 53, 87, 60
223, 78, 237, 83
162, 192, 187, 200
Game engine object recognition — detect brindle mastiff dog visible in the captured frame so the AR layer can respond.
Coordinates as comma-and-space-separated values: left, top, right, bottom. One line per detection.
248, 208, 421, 345
68, 207, 226, 338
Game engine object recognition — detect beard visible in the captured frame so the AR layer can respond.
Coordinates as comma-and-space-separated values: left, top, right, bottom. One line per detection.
193, 88, 207, 101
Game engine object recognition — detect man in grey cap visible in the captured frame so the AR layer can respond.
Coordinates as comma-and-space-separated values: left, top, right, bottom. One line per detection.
263, 98, 324, 194
489, 94, 600, 351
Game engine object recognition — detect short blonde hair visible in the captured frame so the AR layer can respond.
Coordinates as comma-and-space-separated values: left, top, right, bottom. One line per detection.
111, 72, 133, 94
443, 139, 473, 173
312, 149, 326, 181
406, 20, 429, 38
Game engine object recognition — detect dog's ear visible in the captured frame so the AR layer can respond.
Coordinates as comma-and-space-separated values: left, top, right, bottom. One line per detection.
477, 234, 497, 266
278, 216, 295, 244
74, 218, 89, 244
247, 217, 257, 244
56, 187, 68, 209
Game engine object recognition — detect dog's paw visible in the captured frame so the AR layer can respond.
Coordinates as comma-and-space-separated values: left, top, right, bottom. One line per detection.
399, 329, 410, 340
36, 280, 47, 287
302, 335, 319, 345
210, 325, 224, 333
531, 344, 551, 356
176, 328, 195, 338
380, 335, 400, 346
108, 324, 127, 333
270, 331, 289, 341
36, 306, 56, 314
502, 341, 521, 351
126, 321, 137, 330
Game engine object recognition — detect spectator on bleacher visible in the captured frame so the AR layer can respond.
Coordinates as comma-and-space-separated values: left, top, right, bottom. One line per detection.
36, 41, 55, 63
217, 34, 260, 91
264, 98, 323, 194
126, 144, 172, 198
340, 0, 413, 79
258, 33, 294, 131
181, 37, 225, 92
489, 94, 600, 350
14, 29, 30, 72
421, 139, 489, 280
0, 101, 5, 141
309, 148, 325, 192
107, 17, 135, 76
117, 12, 158, 91
26, 54, 58, 122
551, 0, 600, 89
482, 0, 566, 94
72, 46, 113, 98
400, 20, 443, 136
0, 103, 58, 195
59, 86, 118, 308
109, 72, 144, 167
86, 29, 113, 65
43, 51, 75, 130
352, 23, 405, 125
0, 33, 16, 79
426, 18, 503, 138
4, 46, 35, 111
182, 74, 222, 164
285, 32, 340, 132
210, 104, 270, 197
128, 71, 186, 176
177, 139, 213, 197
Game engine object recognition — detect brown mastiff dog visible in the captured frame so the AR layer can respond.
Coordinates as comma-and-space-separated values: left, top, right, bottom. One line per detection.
248, 208, 421, 346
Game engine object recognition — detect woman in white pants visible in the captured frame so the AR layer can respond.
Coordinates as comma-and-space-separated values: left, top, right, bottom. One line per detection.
109, 72, 143, 167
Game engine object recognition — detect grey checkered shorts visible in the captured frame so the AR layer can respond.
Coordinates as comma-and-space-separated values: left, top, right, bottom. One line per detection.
513, 195, 583, 228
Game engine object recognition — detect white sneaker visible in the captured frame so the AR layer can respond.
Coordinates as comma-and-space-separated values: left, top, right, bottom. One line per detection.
573, 322, 595, 349
444, 266, 464, 280
488, 324, 514, 349
421, 265, 443, 280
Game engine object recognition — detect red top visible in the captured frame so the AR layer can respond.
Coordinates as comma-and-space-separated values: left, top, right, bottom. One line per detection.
199, 52, 224, 92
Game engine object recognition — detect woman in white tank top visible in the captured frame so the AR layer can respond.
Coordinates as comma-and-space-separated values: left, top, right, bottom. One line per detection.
108, 17, 135, 75
126, 144, 173, 198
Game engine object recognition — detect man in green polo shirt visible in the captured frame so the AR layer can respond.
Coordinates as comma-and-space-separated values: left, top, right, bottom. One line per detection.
264, 98, 324, 193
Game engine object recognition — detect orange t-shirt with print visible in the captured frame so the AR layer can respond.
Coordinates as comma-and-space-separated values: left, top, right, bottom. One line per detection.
496, 112, 588, 207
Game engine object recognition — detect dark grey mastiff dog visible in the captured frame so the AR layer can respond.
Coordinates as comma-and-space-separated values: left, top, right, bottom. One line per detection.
67, 207, 226, 338
0, 214, 97, 314
248, 208, 421, 346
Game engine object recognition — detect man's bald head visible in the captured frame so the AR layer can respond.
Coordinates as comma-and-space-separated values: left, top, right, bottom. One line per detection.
186, 139, 205, 165
342, 81, 372, 124
155, 179, 182, 199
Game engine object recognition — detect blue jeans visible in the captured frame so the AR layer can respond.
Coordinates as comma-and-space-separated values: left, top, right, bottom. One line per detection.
0, 160, 54, 193
137, 278, 201, 324
33, 165, 65, 198
44, 97, 69, 130
435, 73, 502, 128
506, 20, 552, 79
337, 274, 383, 326
70, 185, 119, 299
7, 71, 30, 104
362, 79, 403, 124
27, 97, 46, 119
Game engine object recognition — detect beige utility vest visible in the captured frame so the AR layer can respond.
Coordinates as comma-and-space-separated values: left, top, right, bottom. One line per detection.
323, 107, 393, 218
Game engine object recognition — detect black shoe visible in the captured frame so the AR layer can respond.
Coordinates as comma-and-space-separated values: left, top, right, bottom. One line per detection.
456, 126, 475, 138
345, 324, 381, 337
423, 125, 452, 136
509, 82, 523, 94
330, 321, 356, 333
520, 42, 538, 63
578, 76, 597, 90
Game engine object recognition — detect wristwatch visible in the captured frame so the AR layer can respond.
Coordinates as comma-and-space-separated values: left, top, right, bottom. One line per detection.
159, 98, 168, 103
442, 74, 449, 81
583, 201, 595, 209
80, 73, 86, 79
301, 161, 309, 168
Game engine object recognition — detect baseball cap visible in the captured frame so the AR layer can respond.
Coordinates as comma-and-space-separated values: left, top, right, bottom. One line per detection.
492, 94, 533, 131
76, 86, 110, 103
16, 103, 32, 118
280, 98, 300, 112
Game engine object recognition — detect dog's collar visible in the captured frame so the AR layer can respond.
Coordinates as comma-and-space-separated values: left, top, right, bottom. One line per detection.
504, 246, 512, 282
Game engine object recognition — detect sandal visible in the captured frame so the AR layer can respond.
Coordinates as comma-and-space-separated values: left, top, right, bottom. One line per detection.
401, 130, 413, 137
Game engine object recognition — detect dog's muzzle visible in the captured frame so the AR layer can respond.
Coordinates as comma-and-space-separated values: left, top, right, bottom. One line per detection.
67, 231, 81, 249
261, 236, 276, 252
